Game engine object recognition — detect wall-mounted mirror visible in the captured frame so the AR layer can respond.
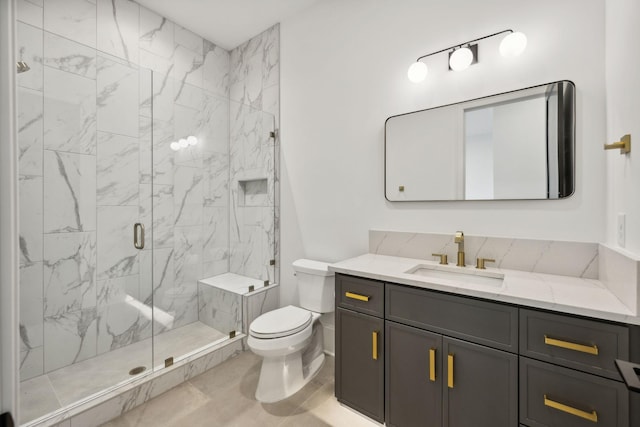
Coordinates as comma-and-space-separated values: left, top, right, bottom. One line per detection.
385, 80, 575, 201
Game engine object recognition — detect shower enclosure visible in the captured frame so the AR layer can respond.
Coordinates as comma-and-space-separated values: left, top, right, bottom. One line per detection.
15, 2, 279, 424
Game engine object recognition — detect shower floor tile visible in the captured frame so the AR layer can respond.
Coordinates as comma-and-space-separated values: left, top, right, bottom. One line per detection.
20, 321, 227, 424
102, 352, 379, 427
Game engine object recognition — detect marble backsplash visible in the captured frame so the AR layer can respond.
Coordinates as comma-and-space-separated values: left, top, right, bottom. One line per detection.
369, 230, 599, 279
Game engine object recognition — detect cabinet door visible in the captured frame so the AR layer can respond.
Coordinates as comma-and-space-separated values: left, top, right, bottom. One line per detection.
336, 308, 384, 422
443, 337, 518, 427
386, 321, 442, 427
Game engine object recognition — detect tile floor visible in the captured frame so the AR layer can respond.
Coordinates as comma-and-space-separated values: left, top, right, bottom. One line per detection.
21, 322, 227, 424
101, 351, 379, 427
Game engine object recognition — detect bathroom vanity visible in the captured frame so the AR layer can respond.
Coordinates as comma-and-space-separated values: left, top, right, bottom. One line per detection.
331, 252, 640, 427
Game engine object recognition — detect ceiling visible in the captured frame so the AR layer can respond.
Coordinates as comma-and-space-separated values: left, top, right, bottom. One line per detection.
136, 0, 320, 50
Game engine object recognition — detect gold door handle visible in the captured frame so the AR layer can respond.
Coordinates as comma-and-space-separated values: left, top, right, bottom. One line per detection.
447, 354, 454, 388
544, 395, 598, 422
345, 292, 370, 302
429, 348, 436, 381
544, 335, 599, 355
372, 331, 379, 360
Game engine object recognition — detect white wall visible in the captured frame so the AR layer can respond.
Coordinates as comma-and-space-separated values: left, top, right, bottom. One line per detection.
280, 0, 606, 304
605, 0, 640, 255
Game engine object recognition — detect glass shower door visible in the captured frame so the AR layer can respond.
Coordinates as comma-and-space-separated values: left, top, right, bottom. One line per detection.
16, 26, 155, 420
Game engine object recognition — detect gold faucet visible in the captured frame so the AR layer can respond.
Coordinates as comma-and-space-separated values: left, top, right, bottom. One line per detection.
454, 231, 465, 267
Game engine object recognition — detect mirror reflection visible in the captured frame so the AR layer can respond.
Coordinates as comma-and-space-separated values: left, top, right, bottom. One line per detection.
385, 80, 575, 201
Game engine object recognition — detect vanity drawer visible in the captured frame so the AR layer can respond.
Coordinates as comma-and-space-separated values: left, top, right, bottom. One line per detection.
385, 284, 518, 352
520, 309, 629, 380
336, 274, 384, 317
520, 357, 629, 427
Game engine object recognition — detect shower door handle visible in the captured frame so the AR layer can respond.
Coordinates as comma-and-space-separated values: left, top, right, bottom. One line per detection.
133, 223, 145, 249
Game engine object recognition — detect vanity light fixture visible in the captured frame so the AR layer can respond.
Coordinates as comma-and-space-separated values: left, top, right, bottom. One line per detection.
407, 29, 527, 83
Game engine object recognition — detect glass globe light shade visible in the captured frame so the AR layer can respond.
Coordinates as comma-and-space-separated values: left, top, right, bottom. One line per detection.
170, 141, 180, 151
187, 135, 198, 146
499, 32, 527, 57
407, 61, 428, 83
449, 47, 474, 71
179, 138, 188, 148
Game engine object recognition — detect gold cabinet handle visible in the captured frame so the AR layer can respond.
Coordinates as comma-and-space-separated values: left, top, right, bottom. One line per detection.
447, 354, 454, 388
429, 348, 436, 381
544, 395, 598, 423
372, 331, 379, 360
544, 335, 599, 355
345, 292, 370, 302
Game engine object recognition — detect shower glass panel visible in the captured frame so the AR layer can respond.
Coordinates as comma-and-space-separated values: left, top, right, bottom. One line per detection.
17, 44, 155, 423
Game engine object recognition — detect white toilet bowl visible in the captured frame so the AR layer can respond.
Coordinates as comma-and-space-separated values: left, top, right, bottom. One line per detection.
247, 259, 334, 403
248, 305, 325, 403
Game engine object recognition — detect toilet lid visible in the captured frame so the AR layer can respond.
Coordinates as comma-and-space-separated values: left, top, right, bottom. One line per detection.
250, 305, 312, 339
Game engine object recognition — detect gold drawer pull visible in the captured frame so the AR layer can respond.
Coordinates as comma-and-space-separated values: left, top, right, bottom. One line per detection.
372, 331, 379, 360
345, 292, 370, 302
429, 348, 436, 381
544, 395, 598, 423
447, 354, 454, 388
544, 335, 599, 355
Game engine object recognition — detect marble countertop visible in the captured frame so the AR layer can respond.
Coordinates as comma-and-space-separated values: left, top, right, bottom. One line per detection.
329, 253, 640, 325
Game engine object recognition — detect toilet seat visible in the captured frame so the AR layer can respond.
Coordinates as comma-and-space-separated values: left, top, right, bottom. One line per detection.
250, 305, 312, 339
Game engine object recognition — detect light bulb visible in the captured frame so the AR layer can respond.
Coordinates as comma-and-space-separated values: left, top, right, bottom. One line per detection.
187, 135, 198, 146
499, 32, 527, 57
449, 47, 474, 71
407, 61, 428, 83
170, 142, 180, 151
179, 138, 188, 148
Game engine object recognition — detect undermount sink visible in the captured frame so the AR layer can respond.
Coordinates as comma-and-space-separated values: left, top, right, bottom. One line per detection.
404, 264, 505, 287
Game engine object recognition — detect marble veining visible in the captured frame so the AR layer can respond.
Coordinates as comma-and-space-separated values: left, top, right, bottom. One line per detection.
97, 132, 139, 206
97, 206, 139, 280
96, 0, 139, 64
97, 54, 139, 137
19, 175, 43, 265
43, 151, 96, 233
44, 31, 96, 79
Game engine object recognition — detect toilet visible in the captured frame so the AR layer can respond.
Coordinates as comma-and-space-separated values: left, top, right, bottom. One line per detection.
247, 259, 334, 403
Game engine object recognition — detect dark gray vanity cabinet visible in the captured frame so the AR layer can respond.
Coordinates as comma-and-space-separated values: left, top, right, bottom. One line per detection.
385, 284, 518, 427
519, 309, 631, 427
335, 275, 385, 423
385, 321, 443, 427
335, 273, 637, 426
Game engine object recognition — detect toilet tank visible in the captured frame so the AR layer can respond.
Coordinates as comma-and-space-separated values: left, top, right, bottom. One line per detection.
292, 259, 335, 313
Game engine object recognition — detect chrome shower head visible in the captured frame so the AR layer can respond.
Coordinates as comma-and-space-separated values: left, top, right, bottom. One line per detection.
16, 61, 30, 73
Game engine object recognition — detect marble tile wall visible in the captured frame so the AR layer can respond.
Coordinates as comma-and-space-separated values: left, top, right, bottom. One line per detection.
229, 25, 280, 285
242, 285, 280, 333
197, 282, 243, 335
16, 0, 276, 382
369, 230, 599, 279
